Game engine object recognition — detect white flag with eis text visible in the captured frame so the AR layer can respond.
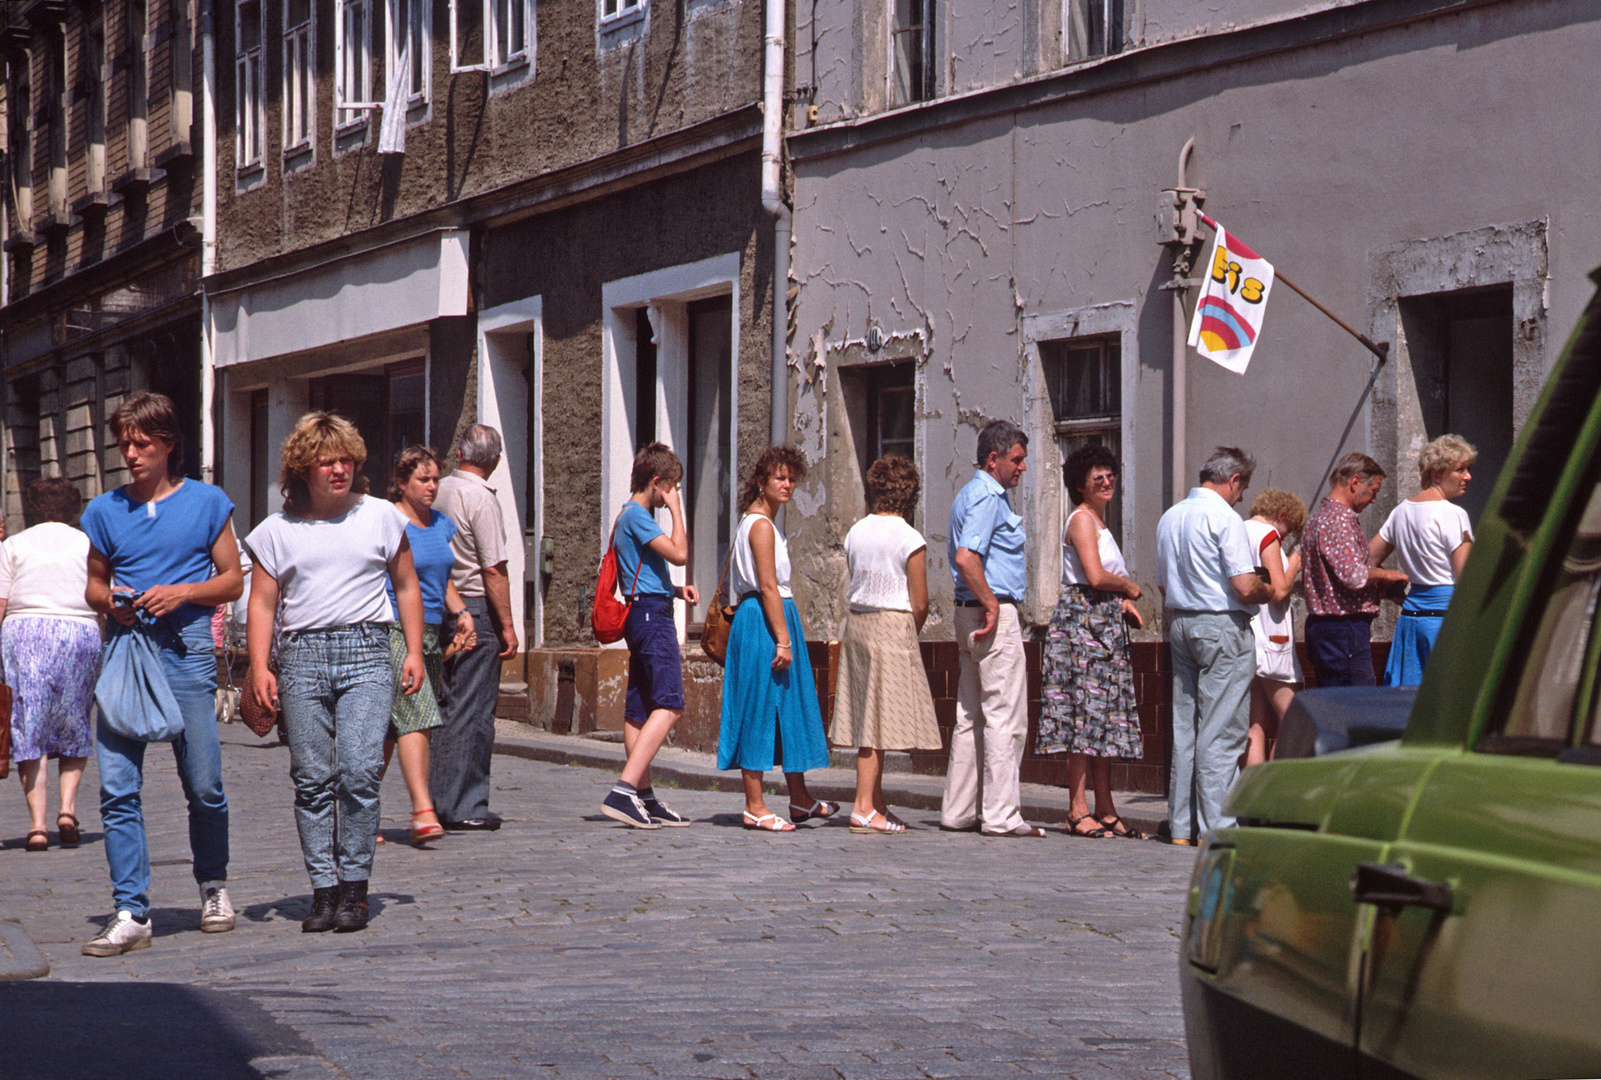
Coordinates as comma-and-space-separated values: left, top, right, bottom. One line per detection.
1187, 216, 1274, 375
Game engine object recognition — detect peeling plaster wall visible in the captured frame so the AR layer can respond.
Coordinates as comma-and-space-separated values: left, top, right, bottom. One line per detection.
787, 0, 1601, 639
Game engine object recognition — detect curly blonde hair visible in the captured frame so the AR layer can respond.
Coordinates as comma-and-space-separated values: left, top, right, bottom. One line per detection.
279, 412, 370, 515
1249, 488, 1307, 537
1419, 434, 1477, 488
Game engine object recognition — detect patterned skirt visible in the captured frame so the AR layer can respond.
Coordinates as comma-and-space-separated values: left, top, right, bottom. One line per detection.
1, 615, 101, 761
388, 623, 445, 738
828, 609, 943, 751
1038, 584, 1142, 758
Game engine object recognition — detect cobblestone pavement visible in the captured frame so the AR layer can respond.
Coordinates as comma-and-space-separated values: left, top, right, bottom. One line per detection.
0, 724, 1196, 1079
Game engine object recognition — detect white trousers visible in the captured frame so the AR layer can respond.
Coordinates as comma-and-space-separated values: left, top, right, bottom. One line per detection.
940, 604, 1029, 833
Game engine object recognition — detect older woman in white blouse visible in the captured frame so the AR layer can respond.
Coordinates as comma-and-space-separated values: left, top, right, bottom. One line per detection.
1371, 434, 1476, 686
828, 457, 942, 835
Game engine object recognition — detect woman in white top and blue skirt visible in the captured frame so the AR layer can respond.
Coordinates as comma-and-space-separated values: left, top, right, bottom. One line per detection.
1039, 444, 1145, 839
717, 446, 835, 832
1372, 434, 1476, 686
828, 457, 942, 835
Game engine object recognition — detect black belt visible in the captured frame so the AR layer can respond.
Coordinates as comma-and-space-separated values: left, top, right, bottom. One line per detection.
956, 597, 1018, 607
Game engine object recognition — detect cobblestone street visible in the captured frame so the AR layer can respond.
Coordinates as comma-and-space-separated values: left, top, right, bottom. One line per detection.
0, 724, 1194, 1079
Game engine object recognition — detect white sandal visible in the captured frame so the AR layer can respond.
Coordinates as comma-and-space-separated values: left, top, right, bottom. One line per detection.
789, 799, 840, 823
742, 810, 795, 832
849, 810, 905, 835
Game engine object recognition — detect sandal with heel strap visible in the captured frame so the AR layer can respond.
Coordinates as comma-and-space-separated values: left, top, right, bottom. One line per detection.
1098, 814, 1147, 840
57, 814, 81, 848
1065, 813, 1112, 838
742, 810, 795, 832
849, 810, 905, 835
25, 830, 48, 852
411, 808, 446, 847
788, 799, 840, 823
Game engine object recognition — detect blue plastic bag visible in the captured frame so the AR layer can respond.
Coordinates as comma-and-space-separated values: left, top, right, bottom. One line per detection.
94, 617, 185, 743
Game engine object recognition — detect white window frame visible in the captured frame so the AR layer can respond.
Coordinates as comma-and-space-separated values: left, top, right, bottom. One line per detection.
452, 0, 536, 73
388, 0, 432, 108
283, 0, 315, 153
335, 0, 380, 132
235, 0, 266, 171
598, 0, 646, 32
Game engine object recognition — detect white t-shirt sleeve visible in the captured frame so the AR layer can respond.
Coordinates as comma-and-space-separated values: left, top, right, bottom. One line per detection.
1378, 507, 1398, 548
242, 518, 284, 581
898, 519, 926, 563
0, 538, 14, 598
378, 499, 409, 563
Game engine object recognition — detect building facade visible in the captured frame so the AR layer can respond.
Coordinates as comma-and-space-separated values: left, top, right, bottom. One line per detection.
1, 0, 206, 518
783, 0, 1601, 788
205, 0, 789, 733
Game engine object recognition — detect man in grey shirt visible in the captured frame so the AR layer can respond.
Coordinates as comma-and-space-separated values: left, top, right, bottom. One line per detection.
431, 424, 520, 830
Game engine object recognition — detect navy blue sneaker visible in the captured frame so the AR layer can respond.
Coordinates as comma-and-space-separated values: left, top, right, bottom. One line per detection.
602, 789, 661, 829
644, 797, 691, 827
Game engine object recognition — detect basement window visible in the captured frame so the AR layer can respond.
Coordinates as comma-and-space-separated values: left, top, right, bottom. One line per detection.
1066, 0, 1124, 62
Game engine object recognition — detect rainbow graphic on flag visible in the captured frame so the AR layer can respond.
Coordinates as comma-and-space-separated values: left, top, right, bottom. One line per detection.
1187, 219, 1274, 375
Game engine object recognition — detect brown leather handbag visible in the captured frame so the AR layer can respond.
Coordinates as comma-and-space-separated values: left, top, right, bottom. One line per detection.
699, 548, 738, 666
0, 681, 14, 780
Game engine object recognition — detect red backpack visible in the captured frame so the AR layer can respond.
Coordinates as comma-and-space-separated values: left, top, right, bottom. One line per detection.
591, 518, 643, 644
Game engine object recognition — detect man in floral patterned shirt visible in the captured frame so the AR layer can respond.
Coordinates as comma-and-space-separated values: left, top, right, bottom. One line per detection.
1301, 453, 1409, 686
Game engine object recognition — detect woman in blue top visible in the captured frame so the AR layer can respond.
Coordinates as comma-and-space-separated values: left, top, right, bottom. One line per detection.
383, 446, 476, 846
80, 392, 244, 957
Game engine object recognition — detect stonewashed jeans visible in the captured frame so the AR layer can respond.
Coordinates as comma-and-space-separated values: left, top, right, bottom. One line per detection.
431, 597, 499, 824
277, 623, 393, 888
96, 614, 229, 919
1167, 610, 1255, 842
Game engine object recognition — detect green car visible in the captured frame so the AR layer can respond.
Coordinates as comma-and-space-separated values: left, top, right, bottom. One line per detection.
1181, 272, 1601, 1080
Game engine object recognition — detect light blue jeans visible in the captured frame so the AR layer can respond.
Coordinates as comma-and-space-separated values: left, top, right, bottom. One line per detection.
277, 623, 393, 888
1167, 610, 1255, 842
96, 615, 228, 919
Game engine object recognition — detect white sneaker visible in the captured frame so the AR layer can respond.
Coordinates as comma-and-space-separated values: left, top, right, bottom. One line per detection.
82, 910, 153, 957
200, 883, 236, 933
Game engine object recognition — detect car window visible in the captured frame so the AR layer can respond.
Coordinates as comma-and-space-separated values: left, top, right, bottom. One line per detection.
1500, 479, 1601, 744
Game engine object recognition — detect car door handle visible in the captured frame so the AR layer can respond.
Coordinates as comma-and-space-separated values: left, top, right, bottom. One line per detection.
1351, 862, 1456, 913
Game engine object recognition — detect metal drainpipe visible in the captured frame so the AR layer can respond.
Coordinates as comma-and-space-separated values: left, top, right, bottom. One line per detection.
762, 0, 789, 447
1168, 138, 1197, 505
199, 0, 217, 483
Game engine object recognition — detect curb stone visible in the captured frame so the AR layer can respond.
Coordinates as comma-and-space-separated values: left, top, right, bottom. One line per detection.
491, 720, 1171, 836
0, 905, 49, 981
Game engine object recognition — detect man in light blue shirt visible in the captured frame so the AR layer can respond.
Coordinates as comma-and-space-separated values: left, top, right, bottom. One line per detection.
940, 420, 1044, 838
1155, 447, 1271, 844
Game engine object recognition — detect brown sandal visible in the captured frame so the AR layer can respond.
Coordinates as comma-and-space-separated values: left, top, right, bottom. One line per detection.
57, 814, 81, 848
25, 830, 48, 852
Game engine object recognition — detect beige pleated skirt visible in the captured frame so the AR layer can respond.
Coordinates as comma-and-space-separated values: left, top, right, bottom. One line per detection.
828, 609, 943, 750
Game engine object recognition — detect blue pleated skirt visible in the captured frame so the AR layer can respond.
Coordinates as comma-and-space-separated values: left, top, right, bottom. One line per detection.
1382, 584, 1453, 687
716, 597, 831, 773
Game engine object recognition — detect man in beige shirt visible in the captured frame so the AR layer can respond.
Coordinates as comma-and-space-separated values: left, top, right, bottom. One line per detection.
431, 424, 520, 829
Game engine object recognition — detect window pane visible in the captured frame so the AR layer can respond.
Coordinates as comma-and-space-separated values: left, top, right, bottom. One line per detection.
240, 1, 261, 52
288, 0, 312, 26
1504, 481, 1601, 742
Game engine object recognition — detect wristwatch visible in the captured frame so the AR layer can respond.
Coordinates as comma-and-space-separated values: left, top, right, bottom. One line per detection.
449, 607, 470, 621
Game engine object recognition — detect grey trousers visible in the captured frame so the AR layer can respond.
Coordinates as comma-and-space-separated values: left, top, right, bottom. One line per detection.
1167, 610, 1254, 842
431, 597, 501, 823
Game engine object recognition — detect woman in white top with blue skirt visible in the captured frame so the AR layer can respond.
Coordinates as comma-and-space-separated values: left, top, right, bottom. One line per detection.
1038, 444, 1145, 839
245, 413, 426, 934
1372, 434, 1476, 686
716, 445, 834, 832
828, 457, 942, 835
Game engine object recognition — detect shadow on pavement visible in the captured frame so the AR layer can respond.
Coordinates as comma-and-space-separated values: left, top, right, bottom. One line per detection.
0, 981, 320, 1079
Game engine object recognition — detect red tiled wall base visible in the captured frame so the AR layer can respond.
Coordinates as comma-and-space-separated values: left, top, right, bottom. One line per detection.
813, 639, 1393, 797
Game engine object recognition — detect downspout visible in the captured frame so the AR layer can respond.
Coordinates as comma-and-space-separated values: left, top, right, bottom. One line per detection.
1165, 138, 1199, 505
762, 0, 789, 446
199, 0, 217, 483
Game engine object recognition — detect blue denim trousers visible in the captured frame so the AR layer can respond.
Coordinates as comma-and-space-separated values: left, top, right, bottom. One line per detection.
277, 623, 393, 888
96, 615, 228, 919
431, 597, 499, 823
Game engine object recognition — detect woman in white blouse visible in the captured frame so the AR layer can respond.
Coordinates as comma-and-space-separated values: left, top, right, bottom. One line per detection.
828, 457, 942, 835
1371, 434, 1476, 686
0, 478, 100, 851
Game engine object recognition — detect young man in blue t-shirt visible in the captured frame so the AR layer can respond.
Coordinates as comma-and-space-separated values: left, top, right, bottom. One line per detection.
601, 443, 700, 829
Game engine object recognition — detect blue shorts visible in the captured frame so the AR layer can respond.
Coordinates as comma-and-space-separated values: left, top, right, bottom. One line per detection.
624, 595, 685, 723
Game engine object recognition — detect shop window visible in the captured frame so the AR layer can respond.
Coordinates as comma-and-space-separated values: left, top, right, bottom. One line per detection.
1042, 334, 1121, 542
145, 330, 203, 479
889, 0, 934, 106
308, 360, 428, 495
8, 374, 43, 511
1400, 285, 1514, 523
236, 0, 265, 172
1066, 0, 1123, 62
283, 0, 314, 155
335, 0, 376, 131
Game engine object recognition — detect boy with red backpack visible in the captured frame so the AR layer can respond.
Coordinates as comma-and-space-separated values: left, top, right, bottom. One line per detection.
601, 443, 700, 828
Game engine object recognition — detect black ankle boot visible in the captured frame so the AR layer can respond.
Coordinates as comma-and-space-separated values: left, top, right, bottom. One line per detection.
332, 880, 369, 933
302, 886, 339, 933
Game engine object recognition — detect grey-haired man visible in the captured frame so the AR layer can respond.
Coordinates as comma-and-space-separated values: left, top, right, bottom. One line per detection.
432, 425, 520, 830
